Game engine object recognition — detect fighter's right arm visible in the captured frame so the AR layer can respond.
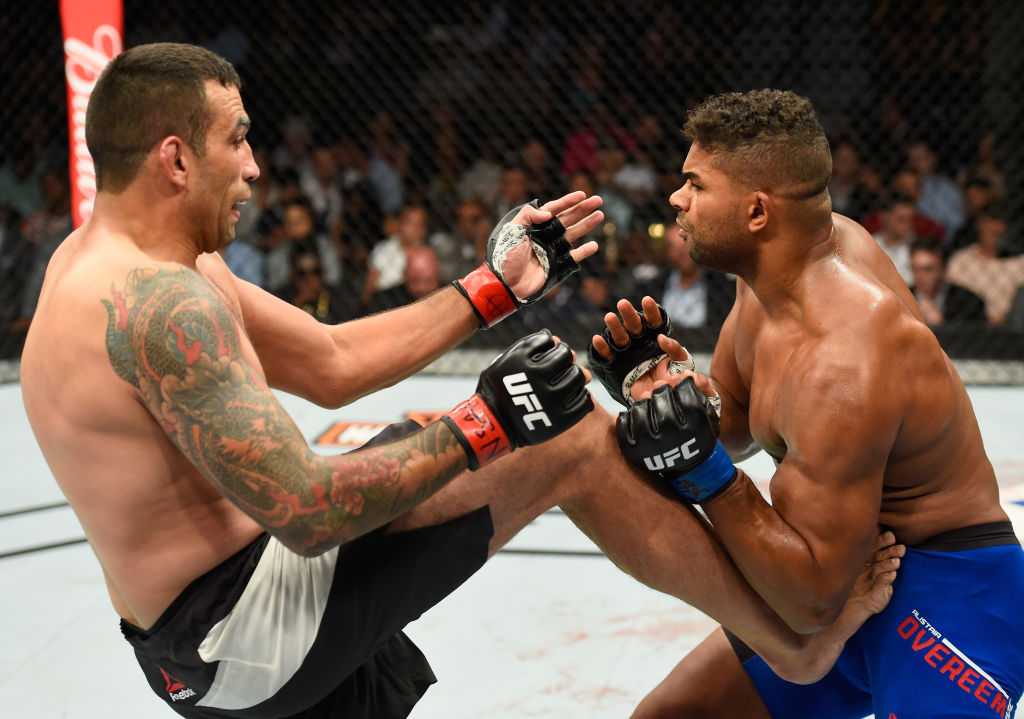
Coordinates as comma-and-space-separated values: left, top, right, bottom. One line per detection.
103, 266, 471, 556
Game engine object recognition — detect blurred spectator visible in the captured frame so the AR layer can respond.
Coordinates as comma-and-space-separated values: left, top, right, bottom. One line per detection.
301, 146, 345, 240
273, 249, 360, 325
909, 236, 986, 325
661, 223, 736, 329
519, 138, 561, 201
613, 224, 669, 305
422, 102, 463, 231
429, 198, 490, 283
949, 176, 1001, 252
957, 130, 1005, 198
578, 262, 616, 314
593, 140, 636, 235
11, 171, 72, 337
561, 103, 635, 178
905, 139, 966, 242
861, 170, 944, 242
611, 127, 660, 212
329, 139, 382, 279
272, 115, 313, 178
255, 166, 305, 247
494, 166, 531, 219
516, 278, 603, 340
828, 134, 881, 225
457, 134, 505, 208
366, 110, 409, 215
867, 92, 913, 178
566, 54, 605, 117
221, 234, 265, 288
872, 193, 918, 284
370, 245, 443, 313
362, 204, 429, 306
0, 206, 31, 358
947, 205, 1024, 325
0, 147, 45, 218
265, 197, 342, 293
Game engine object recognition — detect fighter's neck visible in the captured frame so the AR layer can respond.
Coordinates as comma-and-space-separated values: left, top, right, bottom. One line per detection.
90, 192, 204, 267
741, 219, 839, 318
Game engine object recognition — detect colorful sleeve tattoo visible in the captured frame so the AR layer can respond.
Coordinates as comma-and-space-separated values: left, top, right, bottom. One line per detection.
103, 267, 466, 553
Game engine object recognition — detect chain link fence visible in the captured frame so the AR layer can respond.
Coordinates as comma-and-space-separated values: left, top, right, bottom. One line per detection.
2, 1, 1023, 383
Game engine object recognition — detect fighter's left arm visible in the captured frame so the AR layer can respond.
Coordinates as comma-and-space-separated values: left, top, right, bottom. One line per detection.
701, 344, 903, 633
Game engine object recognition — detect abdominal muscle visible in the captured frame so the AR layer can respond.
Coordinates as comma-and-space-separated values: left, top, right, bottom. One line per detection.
78, 464, 265, 629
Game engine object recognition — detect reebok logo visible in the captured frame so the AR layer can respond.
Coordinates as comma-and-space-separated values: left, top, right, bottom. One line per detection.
643, 439, 700, 471
159, 666, 197, 702
503, 372, 551, 430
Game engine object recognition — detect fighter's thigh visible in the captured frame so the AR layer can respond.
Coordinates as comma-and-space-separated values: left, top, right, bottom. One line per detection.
631, 628, 772, 719
388, 406, 616, 552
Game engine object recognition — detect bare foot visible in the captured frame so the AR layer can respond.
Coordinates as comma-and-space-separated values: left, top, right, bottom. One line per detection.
767, 530, 905, 684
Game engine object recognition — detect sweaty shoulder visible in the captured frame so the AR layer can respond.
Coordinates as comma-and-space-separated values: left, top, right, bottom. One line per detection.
785, 223, 958, 459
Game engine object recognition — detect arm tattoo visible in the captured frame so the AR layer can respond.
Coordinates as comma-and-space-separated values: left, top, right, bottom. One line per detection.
103, 267, 467, 554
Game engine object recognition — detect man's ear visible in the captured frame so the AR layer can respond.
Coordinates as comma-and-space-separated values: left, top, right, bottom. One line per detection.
748, 191, 770, 234
157, 137, 188, 187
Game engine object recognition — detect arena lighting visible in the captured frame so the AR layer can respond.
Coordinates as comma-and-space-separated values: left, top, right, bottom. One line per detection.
649, 222, 666, 240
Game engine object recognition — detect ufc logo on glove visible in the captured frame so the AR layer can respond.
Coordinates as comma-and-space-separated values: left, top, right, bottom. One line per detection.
643, 439, 700, 471
503, 373, 552, 430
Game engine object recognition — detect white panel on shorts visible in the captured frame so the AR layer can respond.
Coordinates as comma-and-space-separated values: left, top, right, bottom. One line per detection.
195, 537, 340, 710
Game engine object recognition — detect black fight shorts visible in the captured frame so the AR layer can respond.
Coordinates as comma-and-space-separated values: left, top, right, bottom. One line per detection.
120, 420, 494, 719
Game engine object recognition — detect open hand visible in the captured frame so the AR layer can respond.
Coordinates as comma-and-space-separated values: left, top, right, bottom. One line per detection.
500, 191, 603, 298
591, 296, 696, 402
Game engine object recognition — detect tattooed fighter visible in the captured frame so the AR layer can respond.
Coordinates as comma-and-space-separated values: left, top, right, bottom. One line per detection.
21, 44, 898, 719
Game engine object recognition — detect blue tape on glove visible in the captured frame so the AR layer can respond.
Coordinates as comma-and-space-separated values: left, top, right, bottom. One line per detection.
668, 441, 737, 503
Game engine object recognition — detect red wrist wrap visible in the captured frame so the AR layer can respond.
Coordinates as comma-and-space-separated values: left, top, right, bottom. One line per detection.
456, 264, 518, 328
444, 394, 513, 470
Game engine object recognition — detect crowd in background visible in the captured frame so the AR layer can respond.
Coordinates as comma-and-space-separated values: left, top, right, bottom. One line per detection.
1, 0, 1022, 359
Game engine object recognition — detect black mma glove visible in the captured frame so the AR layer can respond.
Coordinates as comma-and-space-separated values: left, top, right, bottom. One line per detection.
586, 303, 694, 407
453, 200, 580, 328
617, 380, 736, 503
443, 330, 593, 470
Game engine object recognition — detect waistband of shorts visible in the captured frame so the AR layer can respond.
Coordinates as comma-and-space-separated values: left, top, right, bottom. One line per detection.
120, 532, 270, 642
912, 521, 1019, 552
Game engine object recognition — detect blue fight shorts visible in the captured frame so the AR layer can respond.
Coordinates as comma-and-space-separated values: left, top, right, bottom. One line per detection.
726, 522, 1024, 719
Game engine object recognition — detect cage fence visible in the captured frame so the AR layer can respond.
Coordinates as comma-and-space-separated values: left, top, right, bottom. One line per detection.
1, 0, 1022, 384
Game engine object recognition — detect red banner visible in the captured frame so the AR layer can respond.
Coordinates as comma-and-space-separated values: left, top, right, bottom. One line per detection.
60, 0, 123, 228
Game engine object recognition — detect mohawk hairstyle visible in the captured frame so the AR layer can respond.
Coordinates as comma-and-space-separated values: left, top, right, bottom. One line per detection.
683, 89, 832, 199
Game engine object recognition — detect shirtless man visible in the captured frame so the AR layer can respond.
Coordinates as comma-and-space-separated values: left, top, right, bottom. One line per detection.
20, 46, 897, 718
590, 89, 1024, 718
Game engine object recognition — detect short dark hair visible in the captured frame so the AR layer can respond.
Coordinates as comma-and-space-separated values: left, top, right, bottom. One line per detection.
882, 191, 916, 211
910, 235, 948, 266
86, 43, 241, 192
683, 89, 832, 199
980, 202, 1006, 223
